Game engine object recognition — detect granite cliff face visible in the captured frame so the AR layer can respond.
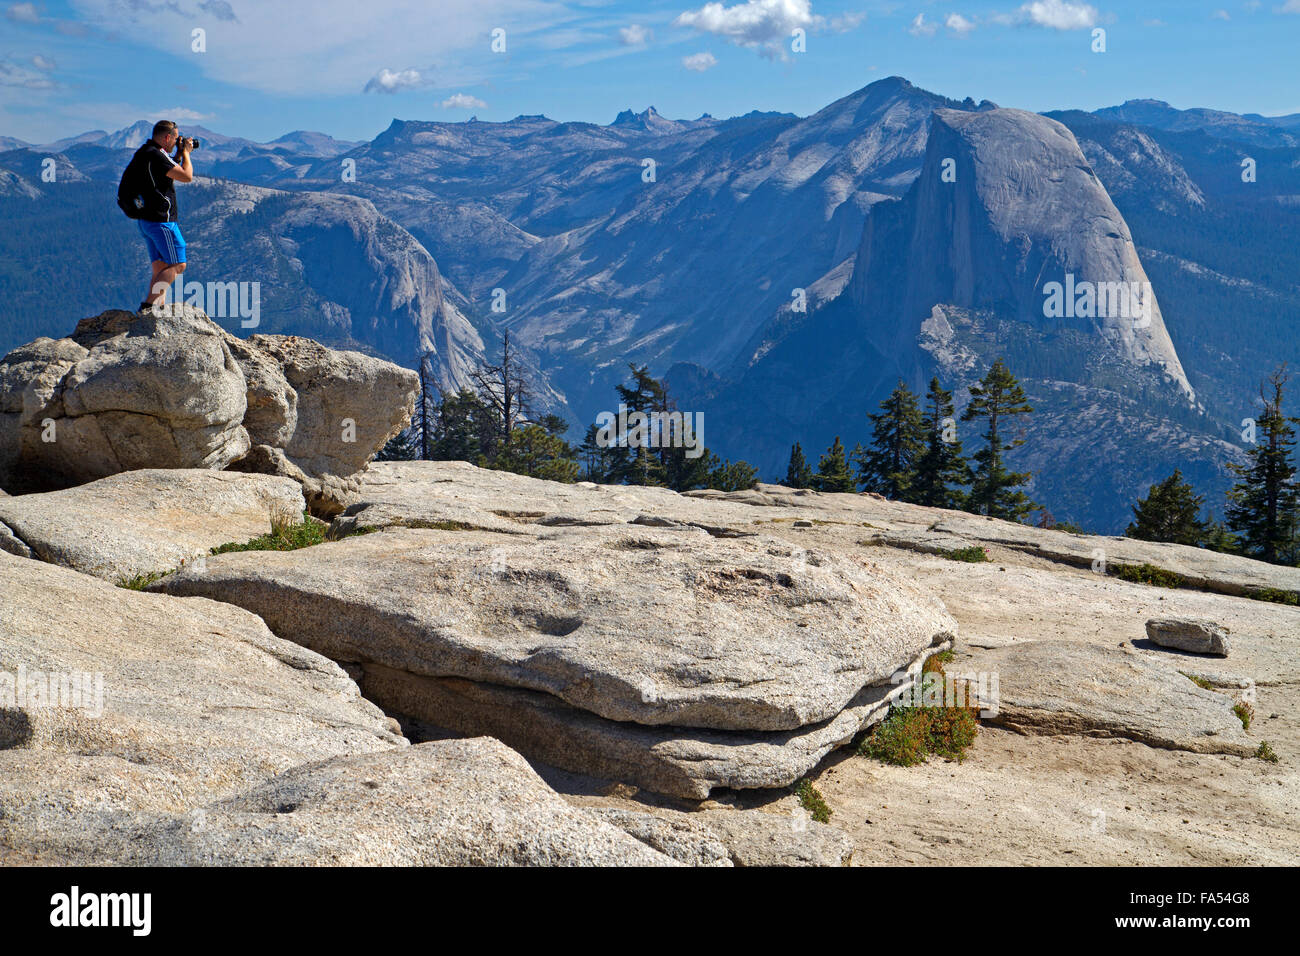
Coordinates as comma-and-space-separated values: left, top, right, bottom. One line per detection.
847, 108, 1195, 405
708, 107, 1227, 529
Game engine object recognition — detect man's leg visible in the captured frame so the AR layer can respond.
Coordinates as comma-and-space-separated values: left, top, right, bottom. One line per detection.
149, 261, 186, 307
145, 260, 168, 306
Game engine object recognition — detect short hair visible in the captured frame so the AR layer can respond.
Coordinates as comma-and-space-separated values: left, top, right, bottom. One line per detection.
152, 120, 178, 139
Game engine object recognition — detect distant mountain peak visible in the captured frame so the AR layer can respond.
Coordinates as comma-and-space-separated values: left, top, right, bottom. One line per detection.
611, 106, 664, 127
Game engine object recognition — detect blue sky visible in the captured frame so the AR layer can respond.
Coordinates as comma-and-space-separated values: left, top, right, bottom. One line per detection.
2, 0, 1298, 144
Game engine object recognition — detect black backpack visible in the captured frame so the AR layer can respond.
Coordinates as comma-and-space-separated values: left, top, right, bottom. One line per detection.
116, 145, 149, 219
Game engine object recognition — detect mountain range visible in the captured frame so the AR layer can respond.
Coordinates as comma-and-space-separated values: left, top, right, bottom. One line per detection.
3, 77, 1298, 531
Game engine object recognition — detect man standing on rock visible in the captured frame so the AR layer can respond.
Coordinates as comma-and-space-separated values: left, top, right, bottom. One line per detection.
122, 120, 195, 311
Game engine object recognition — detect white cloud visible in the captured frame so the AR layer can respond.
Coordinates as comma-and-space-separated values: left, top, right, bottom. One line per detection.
1273, 0, 1298, 12
158, 107, 214, 122
0, 58, 57, 89
619, 23, 652, 45
441, 92, 488, 109
31, 54, 57, 71
674, 0, 822, 59
5, 2, 39, 24
682, 50, 719, 71
829, 11, 865, 31
908, 12, 937, 36
66, 0, 567, 96
946, 12, 976, 33
1211, 8, 1230, 19
363, 67, 434, 94
1009, 0, 1099, 30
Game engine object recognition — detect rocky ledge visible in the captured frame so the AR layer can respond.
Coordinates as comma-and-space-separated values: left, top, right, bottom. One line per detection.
0, 306, 417, 513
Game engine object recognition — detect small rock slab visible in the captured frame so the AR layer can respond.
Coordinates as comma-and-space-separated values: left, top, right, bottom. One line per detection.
356, 637, 948, 799
153, 525, 957, 732
969, 641, 1254, 755
1146, 617, 1230, 657
0, 468, 304, 581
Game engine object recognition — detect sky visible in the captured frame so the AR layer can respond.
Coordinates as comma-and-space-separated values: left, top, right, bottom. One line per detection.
1, 0, 1298, 144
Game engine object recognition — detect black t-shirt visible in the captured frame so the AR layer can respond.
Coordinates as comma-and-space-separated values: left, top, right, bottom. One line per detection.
129, 141, 180, 222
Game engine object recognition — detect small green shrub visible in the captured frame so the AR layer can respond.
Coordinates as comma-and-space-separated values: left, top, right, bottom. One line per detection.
210, 509, 326, 554
1256, 741, 1279, 763
1112, 562, 1186, 589
926, 704, 980, 760
859, 706, 932, 766
1234, 701, 1254, 731
941, 545, 990, 563
1181, 672, 1215, 690
793, 778, 832, 823
860, 653, 979, 766
116, 569, 173, 590
1245, 587, 1299, 606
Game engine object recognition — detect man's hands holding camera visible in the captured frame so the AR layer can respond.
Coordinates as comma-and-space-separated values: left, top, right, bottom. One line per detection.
175, 135, 201, 156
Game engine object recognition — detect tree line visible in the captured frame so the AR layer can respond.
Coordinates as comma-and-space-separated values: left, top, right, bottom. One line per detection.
1126, 365, 1300, 567
785, 357, 1043, 522
379, 334, 759, 492
382, 339, 1300, 568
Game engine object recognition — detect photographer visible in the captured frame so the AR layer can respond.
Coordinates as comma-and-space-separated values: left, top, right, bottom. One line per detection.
122, 119, 195, 311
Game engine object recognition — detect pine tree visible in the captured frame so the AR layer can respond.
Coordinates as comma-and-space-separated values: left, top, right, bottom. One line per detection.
785, 442, 814, 488
375, 425, 420, 461
961, 358, 1037, 521
1125, 469, 1209, 546
1225, 366, 1300, 565
468, 331, 532, 461
911, 377, 972, 509
578, 423, 616, 482
608, 364, 669, 486
812, 436, 856, 492
489, 424, 579, 483
704, 455, 759, 492
1201, 516, 1238, 555
853, 380, 925, 499
429, 388, 492, 462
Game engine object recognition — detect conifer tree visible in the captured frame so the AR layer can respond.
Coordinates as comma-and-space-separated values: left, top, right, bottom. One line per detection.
1125, 469, 1209, 546
813, 436, 856, 492
430, 388, 493, 462
489, 423, 579, 483
854, 380, 925, 499
468, 331, 531, 460
703, 455, 759, 492
785, 442, 814, 488
578, 423, 616, 482
1226, 366, 1300, 565
911, 377, 972, 509
961, 358, 1037, 520
607, 364, 669, 486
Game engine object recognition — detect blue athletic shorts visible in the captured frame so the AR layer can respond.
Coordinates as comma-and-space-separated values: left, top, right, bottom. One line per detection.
138, 220, 187, 265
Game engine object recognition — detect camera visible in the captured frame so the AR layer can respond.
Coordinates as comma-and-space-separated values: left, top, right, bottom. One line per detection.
176, 134, 201, 151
